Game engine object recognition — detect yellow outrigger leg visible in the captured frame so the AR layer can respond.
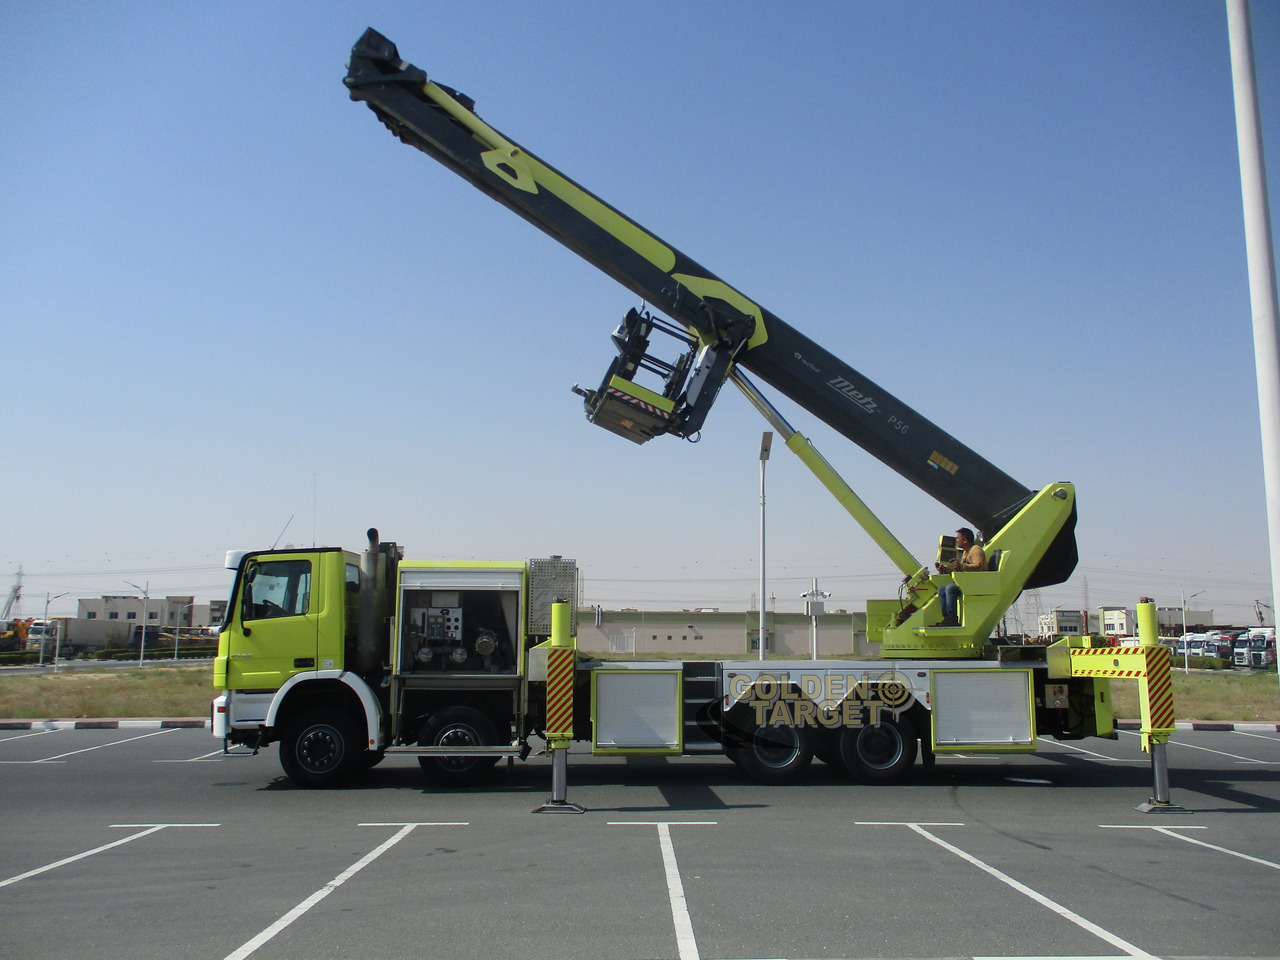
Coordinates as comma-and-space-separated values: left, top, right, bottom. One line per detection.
1053, 600, 1182, 812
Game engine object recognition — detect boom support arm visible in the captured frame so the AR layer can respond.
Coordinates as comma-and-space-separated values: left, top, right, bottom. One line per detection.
346, 30, 1076, 588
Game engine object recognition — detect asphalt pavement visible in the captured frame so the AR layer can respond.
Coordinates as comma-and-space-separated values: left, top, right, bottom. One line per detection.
1, 723, 1278, 960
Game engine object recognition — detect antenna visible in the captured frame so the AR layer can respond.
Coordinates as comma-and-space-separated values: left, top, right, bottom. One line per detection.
271, 515, 294, 550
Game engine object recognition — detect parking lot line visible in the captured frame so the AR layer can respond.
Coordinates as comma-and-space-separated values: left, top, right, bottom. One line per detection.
609, 821, 717, 960
221, 822, 468, 960
32, 727, 180, 762
154, 748, 245, 762
857, 822, 1159, 960
1233, 729, 1280, 742
0, 729, 57, 744
1044, 740, 1132, 762
1100, 824, 1280, 871
0, 823, 219, 889
1157, 738, 1270, 764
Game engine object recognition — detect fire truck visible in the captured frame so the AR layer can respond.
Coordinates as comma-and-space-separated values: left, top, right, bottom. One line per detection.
210, 30, 1172, 788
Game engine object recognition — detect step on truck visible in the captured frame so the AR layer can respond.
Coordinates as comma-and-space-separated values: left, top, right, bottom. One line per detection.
207, 30, 1174, 788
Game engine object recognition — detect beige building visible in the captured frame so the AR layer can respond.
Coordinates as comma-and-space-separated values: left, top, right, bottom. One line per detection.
77, 595, 226, 629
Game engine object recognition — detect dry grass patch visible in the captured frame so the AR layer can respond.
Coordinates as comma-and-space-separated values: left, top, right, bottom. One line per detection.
1109, 669, 1279, 722
0, 666, 211, 719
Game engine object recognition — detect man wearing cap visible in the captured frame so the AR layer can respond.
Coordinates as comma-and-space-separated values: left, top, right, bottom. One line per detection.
934, 527, 986, 627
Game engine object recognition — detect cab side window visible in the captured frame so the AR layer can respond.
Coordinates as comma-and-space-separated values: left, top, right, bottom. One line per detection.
243, 559, 312, 622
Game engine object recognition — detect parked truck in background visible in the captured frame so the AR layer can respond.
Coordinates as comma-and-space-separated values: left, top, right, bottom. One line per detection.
1245, 629, 1277, 669
207, 30, 1172, 789
24, 619, 63, 655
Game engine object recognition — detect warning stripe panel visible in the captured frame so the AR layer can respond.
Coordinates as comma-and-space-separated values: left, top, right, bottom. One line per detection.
606, 385, 670, 419
1069, 645, 1176, 732
546, 648, 575, 738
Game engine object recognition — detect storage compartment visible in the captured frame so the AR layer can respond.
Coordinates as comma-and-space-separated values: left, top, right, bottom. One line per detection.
591, 668, 682, 754
931, 669, 1036, 752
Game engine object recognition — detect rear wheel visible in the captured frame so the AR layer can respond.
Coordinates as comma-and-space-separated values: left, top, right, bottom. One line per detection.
418, 706, 500, 786
726, 722, 813, 783
839, 713, 916, 783
279, 709, 361, 788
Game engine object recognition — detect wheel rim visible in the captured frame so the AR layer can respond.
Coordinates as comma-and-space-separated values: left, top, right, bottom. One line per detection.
856, 723, 904, 770
752, 725, 802, 768
436, 722, 483, 772
297, 724, 344, 773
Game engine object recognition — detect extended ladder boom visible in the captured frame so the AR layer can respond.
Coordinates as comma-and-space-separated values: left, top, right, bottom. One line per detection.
346, 29, 1076, 588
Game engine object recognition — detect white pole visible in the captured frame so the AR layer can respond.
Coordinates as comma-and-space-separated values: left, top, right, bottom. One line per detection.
1181, 591, 1189, 675
126, 580, 150, 666
759, 431, 772, 661
1226, 0, 1280, 699
40, 593, 50, 667
140, 584, 148, 667
810, 577, 819, 660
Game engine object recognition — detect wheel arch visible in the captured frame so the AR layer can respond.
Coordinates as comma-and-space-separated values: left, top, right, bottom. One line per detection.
267, 671, 382, 751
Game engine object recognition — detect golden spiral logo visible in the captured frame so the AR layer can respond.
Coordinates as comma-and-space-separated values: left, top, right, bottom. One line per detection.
875, 670, 912, 708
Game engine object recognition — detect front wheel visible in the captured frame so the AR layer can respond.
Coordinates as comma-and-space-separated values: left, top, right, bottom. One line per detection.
279, 709, 361, 788
418, 706, 500, 787
838, 713, 917, 783
726, 722, 813, 783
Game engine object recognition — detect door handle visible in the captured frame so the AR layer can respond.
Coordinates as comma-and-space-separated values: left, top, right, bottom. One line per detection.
293, 657, 315, 668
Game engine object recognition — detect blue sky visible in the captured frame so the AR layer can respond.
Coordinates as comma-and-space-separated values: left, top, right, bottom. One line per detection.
3, 1, 1279, 629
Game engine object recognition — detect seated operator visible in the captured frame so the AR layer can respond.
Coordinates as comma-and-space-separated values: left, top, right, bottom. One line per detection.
933, 526, 986, 627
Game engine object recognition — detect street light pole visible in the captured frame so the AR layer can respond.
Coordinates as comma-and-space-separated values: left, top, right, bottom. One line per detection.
1181, 589, 1205, 674
125, 580, 150, 667
801, 579, 832, 660
173, 602, 195, 660
759, 431, 773, 662
40, 592, 68, 667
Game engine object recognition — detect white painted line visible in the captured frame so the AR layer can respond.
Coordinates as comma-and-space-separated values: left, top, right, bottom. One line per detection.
1044, 740, 1132, 762
860, 822, 1158, 960
0, 729, 57, 744
1233, 729, 1280, 742
0, 823, 218, 889
155, 749, 251, 762
1100, 824, 1280, 871
610, 821, 716, 960
0, 760, 65, 764
1116, 728, 1269, 763
34, 727, 179, 762
221, 822, 466, 960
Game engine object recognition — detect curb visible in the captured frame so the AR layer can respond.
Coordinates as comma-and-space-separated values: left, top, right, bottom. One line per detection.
0, 718, 209, 731
1114, 719, 1280, 733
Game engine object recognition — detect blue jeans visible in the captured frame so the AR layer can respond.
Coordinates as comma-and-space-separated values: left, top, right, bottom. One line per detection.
938, 582, 962, 622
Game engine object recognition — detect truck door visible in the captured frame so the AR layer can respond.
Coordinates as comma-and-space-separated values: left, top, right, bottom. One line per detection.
227, 555, 320, 690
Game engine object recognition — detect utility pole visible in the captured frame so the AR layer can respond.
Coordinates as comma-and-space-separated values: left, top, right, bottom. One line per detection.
125, 580, 150, 667
758, 431, 772, 661
802, 579, 831, 660
1227, 0, 1280, 699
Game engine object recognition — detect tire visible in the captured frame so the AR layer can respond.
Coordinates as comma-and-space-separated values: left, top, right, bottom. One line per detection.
417, 706, 500, 787
279, 709, 361, 788
726, 722, 813, 783
838, 713, 917, 783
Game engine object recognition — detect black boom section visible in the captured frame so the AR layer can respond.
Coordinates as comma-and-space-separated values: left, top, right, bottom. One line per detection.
346, 29, 1057, 550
